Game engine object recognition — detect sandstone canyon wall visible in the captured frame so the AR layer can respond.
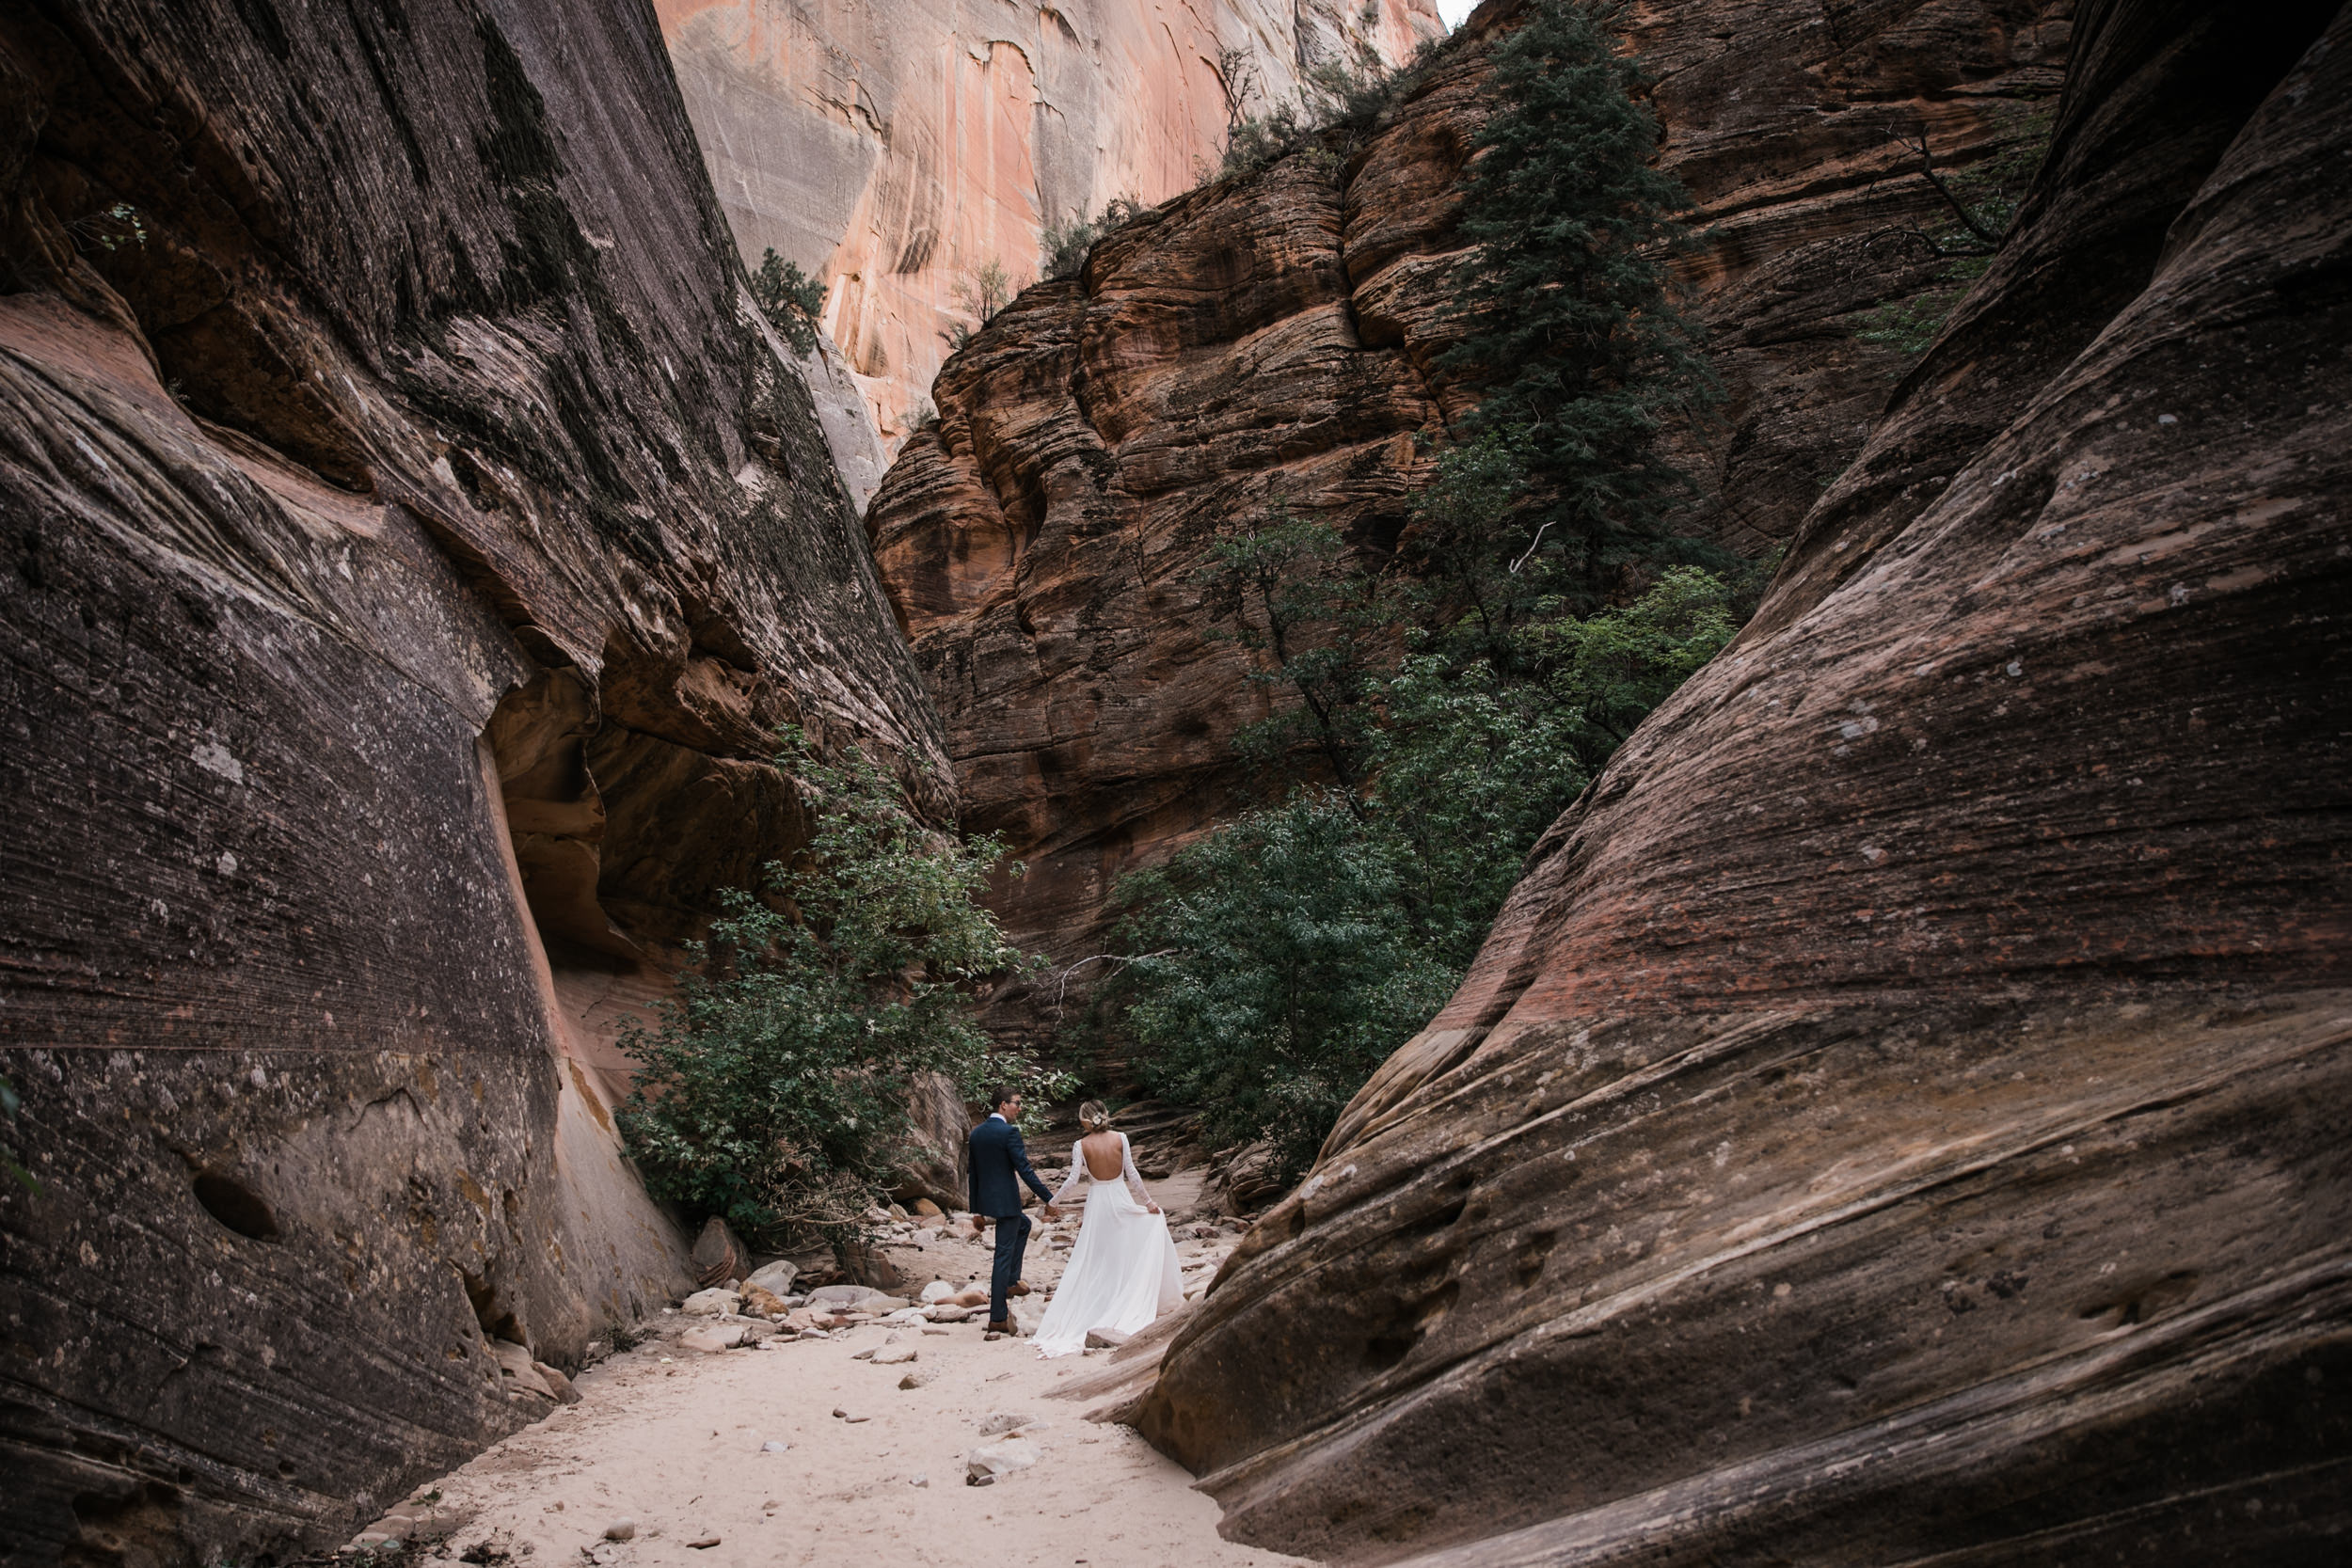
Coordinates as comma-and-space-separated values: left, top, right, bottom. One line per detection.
1138, 0, 2352, 1560
0, 1, 944, 1561
865, 0, 2072, 1048
658, 0, 1446, 454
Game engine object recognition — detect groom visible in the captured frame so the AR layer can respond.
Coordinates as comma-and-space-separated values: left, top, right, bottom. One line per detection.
968, 1085, 1060, 1334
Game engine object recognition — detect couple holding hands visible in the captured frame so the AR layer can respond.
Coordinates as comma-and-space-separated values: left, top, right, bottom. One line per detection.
965, 1086, 1182, 1356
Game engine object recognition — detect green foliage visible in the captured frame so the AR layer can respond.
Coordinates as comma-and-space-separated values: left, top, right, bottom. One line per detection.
1115, 795, 1460, 1176
1106, 5, 1749, 1193
1435, 0, 1720, 613
1040, 197, 1152, 282
66, 201, 146, 254
617, 728, 1059, 1247
1216, 33, 1444, 180
750, 247, 826, 356
1114, 570, 1740, 1181
1853, 278, 1975, 356
1197, 503, 1386, 790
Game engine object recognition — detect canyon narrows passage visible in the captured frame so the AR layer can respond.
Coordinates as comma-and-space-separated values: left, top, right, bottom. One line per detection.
4, 0, 2347, 1566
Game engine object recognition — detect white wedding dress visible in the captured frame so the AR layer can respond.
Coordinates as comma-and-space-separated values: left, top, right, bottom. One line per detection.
1032, 1132, 1183, 1357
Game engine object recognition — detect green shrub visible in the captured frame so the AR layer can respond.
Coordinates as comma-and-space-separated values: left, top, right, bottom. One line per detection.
617, 728, 1057, 1247
1113, 571, 1739, 1182
750, 247, 826, 356
1040, 197, 1152, 282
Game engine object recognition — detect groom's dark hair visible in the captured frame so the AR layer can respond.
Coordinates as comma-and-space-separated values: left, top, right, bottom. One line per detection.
987, 1084, 1015, 1109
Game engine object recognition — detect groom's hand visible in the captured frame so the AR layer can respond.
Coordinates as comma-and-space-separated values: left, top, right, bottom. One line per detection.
970, 1213, 988, 1236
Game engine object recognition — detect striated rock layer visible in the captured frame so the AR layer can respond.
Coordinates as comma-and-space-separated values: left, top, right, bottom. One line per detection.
0, 0, 943, 1561
1138, 0, 2352, 1560
658, 0, 1445, 453
866, 0, 2070, 1045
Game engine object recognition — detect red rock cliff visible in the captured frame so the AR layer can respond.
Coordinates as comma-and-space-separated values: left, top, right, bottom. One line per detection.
0, 0, 943, 1560
866, 0, 2071, 1046
1137, 0, 2352, 1559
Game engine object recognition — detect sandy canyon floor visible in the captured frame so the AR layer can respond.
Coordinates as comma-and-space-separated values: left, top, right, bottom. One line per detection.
377, 1174, 1307, 1568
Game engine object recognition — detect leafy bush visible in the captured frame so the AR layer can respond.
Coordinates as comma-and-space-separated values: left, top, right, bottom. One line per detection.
1114, 570, 1739, 1182
617, 728, 1057, 1247
1116, 795, 1459, 1176
1040, 197, 1152, 282
1216, 32, 1445, 181
750, 247, 826, 356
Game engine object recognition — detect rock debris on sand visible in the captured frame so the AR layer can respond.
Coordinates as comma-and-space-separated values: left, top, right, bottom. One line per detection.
390, 1173, 1294, 1567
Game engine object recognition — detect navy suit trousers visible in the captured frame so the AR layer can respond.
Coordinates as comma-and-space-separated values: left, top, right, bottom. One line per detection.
990, 1211, 1031, 1324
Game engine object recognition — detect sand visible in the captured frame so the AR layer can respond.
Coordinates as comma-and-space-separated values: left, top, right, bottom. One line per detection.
394, 1178, 1309, 1568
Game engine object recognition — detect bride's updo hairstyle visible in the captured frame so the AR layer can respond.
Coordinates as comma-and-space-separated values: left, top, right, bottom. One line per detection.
1078, 1101, 1114, 1132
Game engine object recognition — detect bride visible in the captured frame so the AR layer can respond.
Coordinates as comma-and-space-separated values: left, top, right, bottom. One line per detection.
1032, 1101, 1183, 1357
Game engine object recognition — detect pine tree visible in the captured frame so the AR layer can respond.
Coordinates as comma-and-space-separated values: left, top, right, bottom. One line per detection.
1433, 0, 1718, 610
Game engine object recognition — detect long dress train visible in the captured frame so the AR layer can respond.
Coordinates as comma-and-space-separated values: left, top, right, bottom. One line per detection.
1031, 1132, 1182, 1357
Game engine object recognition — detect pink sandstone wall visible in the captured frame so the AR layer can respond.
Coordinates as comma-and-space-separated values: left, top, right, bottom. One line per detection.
658, 0, 1444, 460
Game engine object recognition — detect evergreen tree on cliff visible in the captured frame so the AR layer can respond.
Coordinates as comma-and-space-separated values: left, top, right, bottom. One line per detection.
1432, 0, 1718, 617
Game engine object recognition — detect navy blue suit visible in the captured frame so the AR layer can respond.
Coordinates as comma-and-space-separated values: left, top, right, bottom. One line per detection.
969, 1114, 1055, 1323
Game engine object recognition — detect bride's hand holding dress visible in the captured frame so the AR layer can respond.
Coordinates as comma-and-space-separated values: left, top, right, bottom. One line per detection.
1030, 1125, 1183, 1357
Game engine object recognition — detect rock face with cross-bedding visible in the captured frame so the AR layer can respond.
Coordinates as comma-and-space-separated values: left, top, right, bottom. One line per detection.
1136, 0, 2352, 1560
0, 0, 943, 1561
865, 0, 2073, 1048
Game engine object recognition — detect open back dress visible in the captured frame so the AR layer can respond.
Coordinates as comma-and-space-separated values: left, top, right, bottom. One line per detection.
1032, 1132, 1183, 1357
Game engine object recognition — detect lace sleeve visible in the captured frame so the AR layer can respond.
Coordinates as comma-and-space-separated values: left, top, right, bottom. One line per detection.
1120, 1132, 1152, 1206
1048, 1142, 1087, 1206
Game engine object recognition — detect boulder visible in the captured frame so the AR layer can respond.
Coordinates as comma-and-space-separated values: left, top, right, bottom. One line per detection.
803, 1285, 900, 1313
1083, 1328, 1130, 1351
743, 1260, 799, 1298
871, 1345, 918, 1366
679, 1289, 740, 1317
691, 1217, 746, 1287
917, 1280, 958, 1305
676, 1323, 753, 1355
975, 1412, 1036, 1436
531, 1362, 582, 1406
487, 1341, 554, 1402
740, 1283, 789, 1318
964, 1438, 1040, 1484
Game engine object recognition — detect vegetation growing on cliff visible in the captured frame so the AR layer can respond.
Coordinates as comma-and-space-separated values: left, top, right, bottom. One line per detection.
1114, 570, 1737, 1178
1854, 109, 2053, 357
1433, 0, 1721, 617
618, 729, 1058, 1247
1107, 2, 1745, 1181
750, 247, 826, 356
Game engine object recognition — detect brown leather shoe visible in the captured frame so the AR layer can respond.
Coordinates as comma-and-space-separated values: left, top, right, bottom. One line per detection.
985, 1320, 1014, 1335
1009, 1280, 1032, 1297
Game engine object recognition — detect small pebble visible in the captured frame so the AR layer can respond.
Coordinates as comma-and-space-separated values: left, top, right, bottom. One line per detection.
603, 1519, 635, 1543
760, 1440, 789, 1453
